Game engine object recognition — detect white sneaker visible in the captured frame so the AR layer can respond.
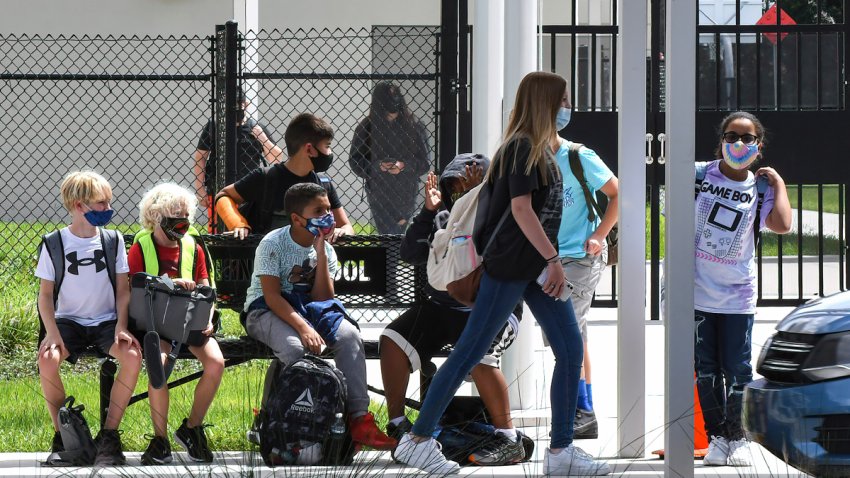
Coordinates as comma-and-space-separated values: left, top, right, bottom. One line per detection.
543, 444, 611, 476
703, 436, 730, 466
727, 438, 752, 466
394, 434, 460, 475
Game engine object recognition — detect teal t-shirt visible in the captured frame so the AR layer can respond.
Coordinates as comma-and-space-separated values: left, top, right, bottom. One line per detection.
555, 139, 614, 259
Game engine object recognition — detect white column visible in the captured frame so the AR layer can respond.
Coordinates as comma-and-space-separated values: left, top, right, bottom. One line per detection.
616, 0, 647, 459
234, 0, 261, 117
471, 0, 504, 158
500, 0, 538, 411
664, 0, 697, 475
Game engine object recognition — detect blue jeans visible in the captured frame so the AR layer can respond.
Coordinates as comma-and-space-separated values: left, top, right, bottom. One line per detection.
411, 271, 584, 448
694, 310, 754, 440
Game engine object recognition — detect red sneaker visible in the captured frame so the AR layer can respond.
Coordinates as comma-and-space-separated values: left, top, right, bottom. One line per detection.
348, 412, 398, 450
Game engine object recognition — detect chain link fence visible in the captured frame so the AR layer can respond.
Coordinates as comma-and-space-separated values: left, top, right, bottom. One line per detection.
0, 24, 441, 323
237, 26, 439, 232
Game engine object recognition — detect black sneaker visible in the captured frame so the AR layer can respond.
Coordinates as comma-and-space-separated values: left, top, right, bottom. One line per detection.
574, 408, 599, 439
469, 434, 526, 466
386, 418, 413, 441
51, 431, 64, 454
94, 429, 126, 466
140, 435, 172, 465
174, 418, 213, 463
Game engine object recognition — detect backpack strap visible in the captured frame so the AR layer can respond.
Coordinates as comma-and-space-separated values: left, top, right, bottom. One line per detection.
753, 175, 770, 247
99, 229, 119, 301
695, 161, 710, 198
567, 142, 605, 222
40, 231, 66, 307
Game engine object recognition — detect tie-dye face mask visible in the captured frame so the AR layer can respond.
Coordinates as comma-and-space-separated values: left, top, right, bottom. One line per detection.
722, 141, 759, 170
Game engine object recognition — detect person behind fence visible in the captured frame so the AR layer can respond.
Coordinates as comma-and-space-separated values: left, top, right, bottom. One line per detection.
554, 128, 619, 439
35, 171, 142, 466
393, 71, 610, 476
127, 183, 225, 465
349, 81, 431, 234
379, 153, 525, 465
241, 182, 397, 451
215, 113, 354, 241
695, 112, 791, 467
193, 87, 283, 211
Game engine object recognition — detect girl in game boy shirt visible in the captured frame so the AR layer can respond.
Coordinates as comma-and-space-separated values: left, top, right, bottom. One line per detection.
695, 112, 791, 468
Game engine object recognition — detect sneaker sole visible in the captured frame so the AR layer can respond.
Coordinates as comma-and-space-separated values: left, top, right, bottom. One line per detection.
141, 454, 173, 466
173, 434, 212, 463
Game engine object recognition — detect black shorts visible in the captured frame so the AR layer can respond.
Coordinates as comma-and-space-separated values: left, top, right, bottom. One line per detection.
55, 318, 116, 364
380, 300, 518, 372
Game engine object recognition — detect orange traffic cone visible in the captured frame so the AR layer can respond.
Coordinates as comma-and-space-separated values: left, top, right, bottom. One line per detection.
652, 376, 709, 459
693, 380, 709, 457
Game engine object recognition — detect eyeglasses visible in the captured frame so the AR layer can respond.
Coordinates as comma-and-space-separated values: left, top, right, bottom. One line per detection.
722, 132, 759, 145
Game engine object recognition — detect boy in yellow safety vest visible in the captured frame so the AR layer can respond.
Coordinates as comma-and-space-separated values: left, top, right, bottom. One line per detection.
128, 183, 224, 465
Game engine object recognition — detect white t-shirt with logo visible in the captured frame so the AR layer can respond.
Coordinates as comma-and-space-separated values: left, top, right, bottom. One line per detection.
694, 160, 775, 314
35, 227, 130, 326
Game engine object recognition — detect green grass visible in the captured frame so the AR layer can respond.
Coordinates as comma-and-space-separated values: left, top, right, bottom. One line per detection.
786, 184, 842, 214
0, 307, 397, 453
645, 206, 843, 259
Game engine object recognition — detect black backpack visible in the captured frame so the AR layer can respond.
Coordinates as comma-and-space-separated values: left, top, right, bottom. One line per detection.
256, 356, 357, 466
44, 396, 97, 466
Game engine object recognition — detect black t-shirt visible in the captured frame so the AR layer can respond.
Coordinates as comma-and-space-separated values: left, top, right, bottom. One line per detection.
474, 138, 563, 281
197, 119, 277, 194
233, 163, 343, 233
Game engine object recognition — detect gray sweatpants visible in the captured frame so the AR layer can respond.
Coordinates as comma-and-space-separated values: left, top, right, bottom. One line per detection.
245, 309, 370, 414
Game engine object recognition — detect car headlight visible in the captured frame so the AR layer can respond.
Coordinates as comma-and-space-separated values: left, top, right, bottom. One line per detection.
801, 331, 850, 382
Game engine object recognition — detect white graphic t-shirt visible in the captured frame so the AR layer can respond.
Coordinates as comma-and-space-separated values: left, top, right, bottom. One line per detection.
244, 226, 339, 311
35, 227, 130, 326
694, 160, 775, 314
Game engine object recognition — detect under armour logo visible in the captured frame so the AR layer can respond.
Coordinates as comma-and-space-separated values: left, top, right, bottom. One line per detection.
65, 250, 106, 275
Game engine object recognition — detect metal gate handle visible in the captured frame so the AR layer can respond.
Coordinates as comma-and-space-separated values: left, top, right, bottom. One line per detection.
657, 133, 667, 165
645, 133, 654, 164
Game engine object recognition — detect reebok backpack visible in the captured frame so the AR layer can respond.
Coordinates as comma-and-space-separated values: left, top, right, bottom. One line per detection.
257, 356, 356, 466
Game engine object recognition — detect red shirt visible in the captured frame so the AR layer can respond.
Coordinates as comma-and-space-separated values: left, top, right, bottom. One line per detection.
127, 241, 208, 283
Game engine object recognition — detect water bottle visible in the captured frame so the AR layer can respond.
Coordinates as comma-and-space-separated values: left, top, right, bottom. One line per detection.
326, 412, 346, 463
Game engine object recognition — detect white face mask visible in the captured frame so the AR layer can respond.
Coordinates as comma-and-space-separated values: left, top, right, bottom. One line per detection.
556, 107, 572, 131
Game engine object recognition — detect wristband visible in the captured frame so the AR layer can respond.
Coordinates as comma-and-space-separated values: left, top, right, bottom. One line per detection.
546, 253, 560, 263
214, 196, 251, 231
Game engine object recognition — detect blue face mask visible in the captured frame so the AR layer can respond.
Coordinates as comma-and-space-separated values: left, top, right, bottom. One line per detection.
556, 107, 572, 131
83, 204, 114, 227
302, 213, 335, 237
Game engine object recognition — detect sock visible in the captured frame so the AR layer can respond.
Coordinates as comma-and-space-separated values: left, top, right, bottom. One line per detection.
389, 416, 406, 426
586, 383, 594, 410
577, 378, 592, 411
495, 428, 518, 441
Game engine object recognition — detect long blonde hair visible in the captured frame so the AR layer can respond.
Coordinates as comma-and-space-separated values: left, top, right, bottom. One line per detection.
489, 71, 566, 185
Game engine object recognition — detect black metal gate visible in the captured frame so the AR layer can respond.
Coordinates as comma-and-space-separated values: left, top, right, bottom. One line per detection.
487, 0, 848, 316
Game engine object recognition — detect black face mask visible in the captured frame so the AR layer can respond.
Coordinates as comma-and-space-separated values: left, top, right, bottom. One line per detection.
385, 95, 404, 115
160, 217, 190, 241
310, 146, 334, 173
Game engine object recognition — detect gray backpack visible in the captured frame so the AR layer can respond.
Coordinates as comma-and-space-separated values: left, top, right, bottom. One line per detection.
44, 396, 97, 466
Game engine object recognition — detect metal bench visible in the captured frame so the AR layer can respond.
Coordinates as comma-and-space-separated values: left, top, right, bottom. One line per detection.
91, 233, 433, 425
